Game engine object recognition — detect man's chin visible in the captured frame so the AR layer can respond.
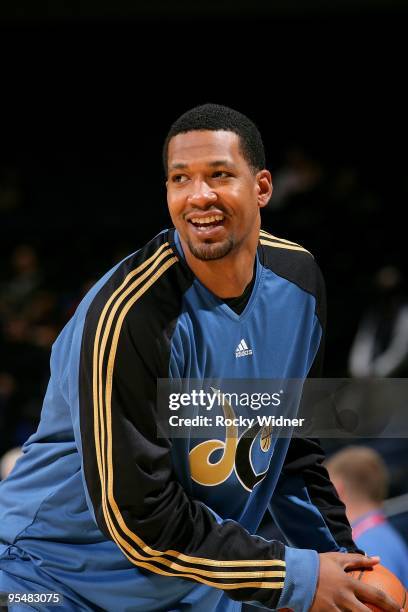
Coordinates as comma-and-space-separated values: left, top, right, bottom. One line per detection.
186, 238, 234, 261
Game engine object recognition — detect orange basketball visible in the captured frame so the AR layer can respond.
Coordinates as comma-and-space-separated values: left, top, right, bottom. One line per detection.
347, 564, 407, 611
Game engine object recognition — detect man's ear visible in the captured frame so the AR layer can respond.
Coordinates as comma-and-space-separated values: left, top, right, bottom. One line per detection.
256, 170, 273, 209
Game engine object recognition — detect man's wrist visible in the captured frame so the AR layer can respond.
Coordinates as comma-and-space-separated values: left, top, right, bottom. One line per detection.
277, 546, 319, 612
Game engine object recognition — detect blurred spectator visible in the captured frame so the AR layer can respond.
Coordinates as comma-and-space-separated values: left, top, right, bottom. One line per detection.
0, 242, 63, 455
267, 146, 323, 210
0, 446, 22, 480
344, 264, 408, 501
326, 445, 408, 586
0, 165, 22, 213
0, 244, 43, 319
0, 313, 51, 455
348, 265, 408, 378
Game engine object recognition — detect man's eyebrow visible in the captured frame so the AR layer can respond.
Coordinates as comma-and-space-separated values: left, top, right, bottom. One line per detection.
169, 162, 188, 171
208, 160, 234, 168
169, 160, 234, 171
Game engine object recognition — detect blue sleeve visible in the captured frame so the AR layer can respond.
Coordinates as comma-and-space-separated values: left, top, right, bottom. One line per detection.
269, 472, 346, 552
244, 546, 319, 612
269, 437, 360, 554
277, 546, 319, 612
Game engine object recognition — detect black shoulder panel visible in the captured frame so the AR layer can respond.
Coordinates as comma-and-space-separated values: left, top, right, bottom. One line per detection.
258, 229, 326, 328
81, 229, 193, 379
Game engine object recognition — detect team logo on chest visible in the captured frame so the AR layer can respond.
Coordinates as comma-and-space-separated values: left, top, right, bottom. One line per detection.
189, 393, 273, 492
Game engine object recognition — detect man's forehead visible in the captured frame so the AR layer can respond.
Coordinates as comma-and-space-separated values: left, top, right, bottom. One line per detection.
168, 130, 241, 166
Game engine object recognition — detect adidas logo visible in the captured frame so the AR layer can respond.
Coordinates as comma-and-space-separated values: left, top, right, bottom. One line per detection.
235, 338, 253, 358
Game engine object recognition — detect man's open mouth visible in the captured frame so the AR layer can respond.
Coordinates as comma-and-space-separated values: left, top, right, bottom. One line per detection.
187, 214, 225, 230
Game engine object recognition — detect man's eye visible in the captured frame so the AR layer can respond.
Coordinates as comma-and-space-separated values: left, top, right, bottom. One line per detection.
172, 174, 188, 183
212, 171, 230, 178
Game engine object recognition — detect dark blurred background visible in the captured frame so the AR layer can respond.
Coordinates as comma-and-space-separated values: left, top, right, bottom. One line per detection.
1, 1, 407, 503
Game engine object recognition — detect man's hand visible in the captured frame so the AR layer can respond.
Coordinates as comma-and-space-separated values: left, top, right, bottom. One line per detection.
310, 552, 403, 612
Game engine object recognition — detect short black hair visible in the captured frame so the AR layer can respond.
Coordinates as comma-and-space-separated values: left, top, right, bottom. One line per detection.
163, 103, 265, 175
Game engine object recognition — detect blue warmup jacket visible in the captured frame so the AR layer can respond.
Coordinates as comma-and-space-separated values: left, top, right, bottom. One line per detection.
0, 228, 358, 611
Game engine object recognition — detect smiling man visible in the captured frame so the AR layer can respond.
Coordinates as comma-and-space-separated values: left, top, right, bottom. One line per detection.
0, 105, 401, 612
165, 127, 270, 301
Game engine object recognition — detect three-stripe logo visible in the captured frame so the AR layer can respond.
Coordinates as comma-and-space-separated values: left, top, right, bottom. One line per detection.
235, 338, 253, 358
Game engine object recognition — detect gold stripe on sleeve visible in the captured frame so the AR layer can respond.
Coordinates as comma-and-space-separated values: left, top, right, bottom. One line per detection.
259, 230, 301, 246
260, 238, 311, 255
259, 229, 302, 247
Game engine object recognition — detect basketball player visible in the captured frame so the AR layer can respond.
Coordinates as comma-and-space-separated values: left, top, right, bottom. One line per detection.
0, 105, 400, 611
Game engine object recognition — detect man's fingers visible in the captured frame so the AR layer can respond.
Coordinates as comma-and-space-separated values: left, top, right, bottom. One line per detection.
313, 553, 400, 612
341, 554, 380, 571
347, 595, 377, 612
354, 581, 402, 612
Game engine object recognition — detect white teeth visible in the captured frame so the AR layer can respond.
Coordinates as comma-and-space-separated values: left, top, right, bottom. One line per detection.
190, 214, 224, 225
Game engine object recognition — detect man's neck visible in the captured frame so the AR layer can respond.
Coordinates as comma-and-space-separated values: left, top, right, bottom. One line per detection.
179, 237, 257, 299
346, 500, 382, 524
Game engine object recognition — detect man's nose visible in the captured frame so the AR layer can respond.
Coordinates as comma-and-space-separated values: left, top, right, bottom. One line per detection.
187, 180, 217, 207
